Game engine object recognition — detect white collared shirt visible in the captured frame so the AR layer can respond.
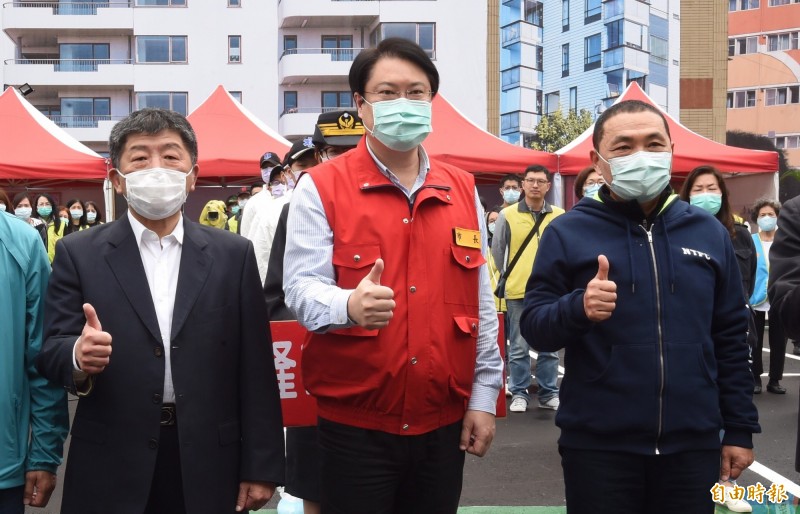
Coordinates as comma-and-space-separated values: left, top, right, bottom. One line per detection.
126, 210, 183, 403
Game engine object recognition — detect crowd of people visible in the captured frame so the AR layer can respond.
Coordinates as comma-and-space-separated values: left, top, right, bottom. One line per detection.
1, 37, 798, 514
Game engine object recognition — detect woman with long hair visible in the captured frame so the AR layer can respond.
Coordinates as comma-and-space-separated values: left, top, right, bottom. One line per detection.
11, 192, 47, 248
64, 198, 88, 236
32, 192, 65, 263
83, 200, 104, 227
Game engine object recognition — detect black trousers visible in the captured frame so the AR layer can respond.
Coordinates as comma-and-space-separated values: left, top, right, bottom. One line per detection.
318, 418, 465, 514
144, 423, 187, 514
285, 426, 321, 502
560, 447, 719, 514
754, 307, 787, 381
0, 486, 23, 514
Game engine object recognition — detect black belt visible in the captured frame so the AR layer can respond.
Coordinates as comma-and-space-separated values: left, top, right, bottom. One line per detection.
160, 404, 176, 426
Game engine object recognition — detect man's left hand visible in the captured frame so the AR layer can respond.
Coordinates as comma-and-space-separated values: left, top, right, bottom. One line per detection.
460, 410, 496, 457
720, 445, 754, 482
23, 470, 56, 508
235, 481, 276, 512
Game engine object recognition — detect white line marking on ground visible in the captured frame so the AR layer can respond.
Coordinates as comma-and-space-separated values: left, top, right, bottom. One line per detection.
748, 461, 800, 497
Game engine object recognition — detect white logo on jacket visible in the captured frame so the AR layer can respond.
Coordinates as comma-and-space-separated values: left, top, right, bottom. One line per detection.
681, 247, 711, 260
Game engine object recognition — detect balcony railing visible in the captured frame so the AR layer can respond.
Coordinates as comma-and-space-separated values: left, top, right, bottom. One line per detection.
4, 58, 132, 71
280, 106, 354, 117
48, 114, 125, 128
3, 1, 132, 15
280, 47, 363, 61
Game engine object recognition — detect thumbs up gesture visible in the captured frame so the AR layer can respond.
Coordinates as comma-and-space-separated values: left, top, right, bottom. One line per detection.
75, 303, 113, 374
346, 258, 396, 330
584, 255, 617, 322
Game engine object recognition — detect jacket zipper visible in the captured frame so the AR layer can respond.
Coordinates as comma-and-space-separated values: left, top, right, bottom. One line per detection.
642, 224, 665, 455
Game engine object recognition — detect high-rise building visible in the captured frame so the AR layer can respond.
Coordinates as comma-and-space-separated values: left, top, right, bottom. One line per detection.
727, 0, 800, 168
500, 0, 681, 147
1, 0, 489, 153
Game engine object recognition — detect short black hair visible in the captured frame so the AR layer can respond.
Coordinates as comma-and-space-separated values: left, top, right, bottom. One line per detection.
349, 38, 439, 97
523, 165, 552, 182
109, 108, 198, 170
592, 100, 671, 150
498, 174, 521, 187
249, 182, 264, 195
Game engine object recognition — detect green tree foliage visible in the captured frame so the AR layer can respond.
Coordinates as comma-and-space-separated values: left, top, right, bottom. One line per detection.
531, 108, 594, 153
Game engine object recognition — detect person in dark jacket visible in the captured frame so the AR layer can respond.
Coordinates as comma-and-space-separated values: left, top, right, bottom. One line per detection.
767, 194, 800, 470
520, 100, 760, 514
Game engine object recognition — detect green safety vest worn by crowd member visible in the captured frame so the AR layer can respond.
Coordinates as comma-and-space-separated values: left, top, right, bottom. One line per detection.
501, 201, 564, 300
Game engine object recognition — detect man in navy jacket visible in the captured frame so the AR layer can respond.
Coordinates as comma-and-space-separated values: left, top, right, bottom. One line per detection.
520, 100, 760, 514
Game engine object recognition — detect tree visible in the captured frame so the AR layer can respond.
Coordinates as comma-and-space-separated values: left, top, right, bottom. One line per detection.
531, 108, 594, 153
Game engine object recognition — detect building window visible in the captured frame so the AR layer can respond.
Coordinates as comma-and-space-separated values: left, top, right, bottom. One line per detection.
584, 34, 601, 70
726, 90, 757, 108
545, 92, 560, 115
59, 97, 110, 127
228, 0, 240, 6
58, 43, 110, 71
569, 87, 577, 113
283, 35, 297, 56
767, 32, 799, 51
322, 35, 353, 61
229, 91, 242, 103
729, 36, 759, 55
136, 92, 188, 115
322, 91, 352, 112
284, 91, 298, 114
228, 36, 241, 63
525, 0, 543, 27
585, 0, 601, 23
562, 0, 570, 31
729, 0, 760, 10
561, 44, 570, 77
136, 0, 186, 5
371, 23, 436, 59
769, 0, 799, 6
607, 20, 622, 48
765, 86, 800, 105
650, 36, 669, 65
773, 134, 800, 149
136, 36, 187, 63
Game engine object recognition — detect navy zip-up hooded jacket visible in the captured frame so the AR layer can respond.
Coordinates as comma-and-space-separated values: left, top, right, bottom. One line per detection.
520, 189, 760, 455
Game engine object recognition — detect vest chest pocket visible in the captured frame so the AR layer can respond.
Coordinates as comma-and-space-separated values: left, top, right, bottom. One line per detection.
445, 244, 486, 307
332, 243, 381, 290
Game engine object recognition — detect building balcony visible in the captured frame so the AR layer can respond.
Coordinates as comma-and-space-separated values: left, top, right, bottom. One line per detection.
501, 21, 542, 47
278, 108, 323, 140
278, 0, 378, 29
2, 2, 133, 39
279, 48, 363, 84
3, 58, 134, 86
603, 45, 650, 74
49, 115, 123, 143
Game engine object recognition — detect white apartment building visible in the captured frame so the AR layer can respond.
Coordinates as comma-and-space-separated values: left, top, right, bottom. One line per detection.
1, 0, 489, 153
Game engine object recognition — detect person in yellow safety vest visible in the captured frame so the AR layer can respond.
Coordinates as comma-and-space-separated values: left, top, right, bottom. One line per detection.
225, 195, 240, 233
198, 199, 228, 230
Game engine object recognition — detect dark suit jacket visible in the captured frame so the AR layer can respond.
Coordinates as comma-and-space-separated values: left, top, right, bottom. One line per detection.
263, 202, 293, 321
37, 214, 285, 514
768, 195, 800, 472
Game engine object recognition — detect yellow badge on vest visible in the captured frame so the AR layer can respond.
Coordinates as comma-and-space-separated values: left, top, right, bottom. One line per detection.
453, 227, 481, 249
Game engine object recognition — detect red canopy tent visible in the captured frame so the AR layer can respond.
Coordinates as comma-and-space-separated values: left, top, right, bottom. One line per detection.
426, 94, 557, 184
0, 87, 107, 183
556, 82, 779, 176
187, 86, 291, 182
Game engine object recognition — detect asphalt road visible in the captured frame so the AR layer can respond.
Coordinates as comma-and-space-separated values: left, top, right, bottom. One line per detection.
29, 333, 800, 513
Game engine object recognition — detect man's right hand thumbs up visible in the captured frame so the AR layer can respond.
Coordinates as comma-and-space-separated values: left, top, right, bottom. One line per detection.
76, 303, 113, 375
584, 255, 617, 322
347, 258, 396, 330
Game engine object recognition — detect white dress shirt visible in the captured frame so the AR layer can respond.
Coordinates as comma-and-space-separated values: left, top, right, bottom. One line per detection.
283, 141, 503, 414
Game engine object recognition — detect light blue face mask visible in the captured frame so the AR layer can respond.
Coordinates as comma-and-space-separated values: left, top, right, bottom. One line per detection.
503, 189, 521, 204
364, 98, 432, 152
758, 216, 777, 232
598, 151, 672, 202
690, 192, 722, 216
583, 184, 602, 198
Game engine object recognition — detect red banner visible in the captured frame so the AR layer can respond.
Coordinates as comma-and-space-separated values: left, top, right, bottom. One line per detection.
272, 314, 507, 427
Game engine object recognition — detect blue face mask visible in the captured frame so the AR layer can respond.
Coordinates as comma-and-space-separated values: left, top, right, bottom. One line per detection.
598, 151, 672, 203
231, 205, 240, 215
37, 205, 53, 218
583, 184, 602, 198
364, 98, 432, 152
503, 189, 521, 204
690, 193, 722, 216
758, 216, 777, 232
488, 221, 496, 234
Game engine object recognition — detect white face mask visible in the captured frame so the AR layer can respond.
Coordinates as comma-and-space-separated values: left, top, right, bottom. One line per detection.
70, 209, 83, 220
120, 167, 193, 220
15, 206, 32, 220
271, 183, 287, 198
86, 211, 97, 223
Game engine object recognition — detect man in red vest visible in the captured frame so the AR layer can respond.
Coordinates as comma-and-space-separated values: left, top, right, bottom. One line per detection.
283, 38, 503, 513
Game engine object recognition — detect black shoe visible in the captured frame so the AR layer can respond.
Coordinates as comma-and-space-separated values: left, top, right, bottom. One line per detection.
767, 381, 787, 394
754, 383, 762, 394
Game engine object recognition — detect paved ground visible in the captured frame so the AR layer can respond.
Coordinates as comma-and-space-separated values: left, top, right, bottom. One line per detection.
29, 334, 800, 513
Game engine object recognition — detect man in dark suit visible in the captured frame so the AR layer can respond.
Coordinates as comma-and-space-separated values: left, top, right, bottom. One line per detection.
37, 108, 285, 514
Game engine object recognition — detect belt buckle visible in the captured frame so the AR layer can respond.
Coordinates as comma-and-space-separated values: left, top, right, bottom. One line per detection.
160, 404, 176, 426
